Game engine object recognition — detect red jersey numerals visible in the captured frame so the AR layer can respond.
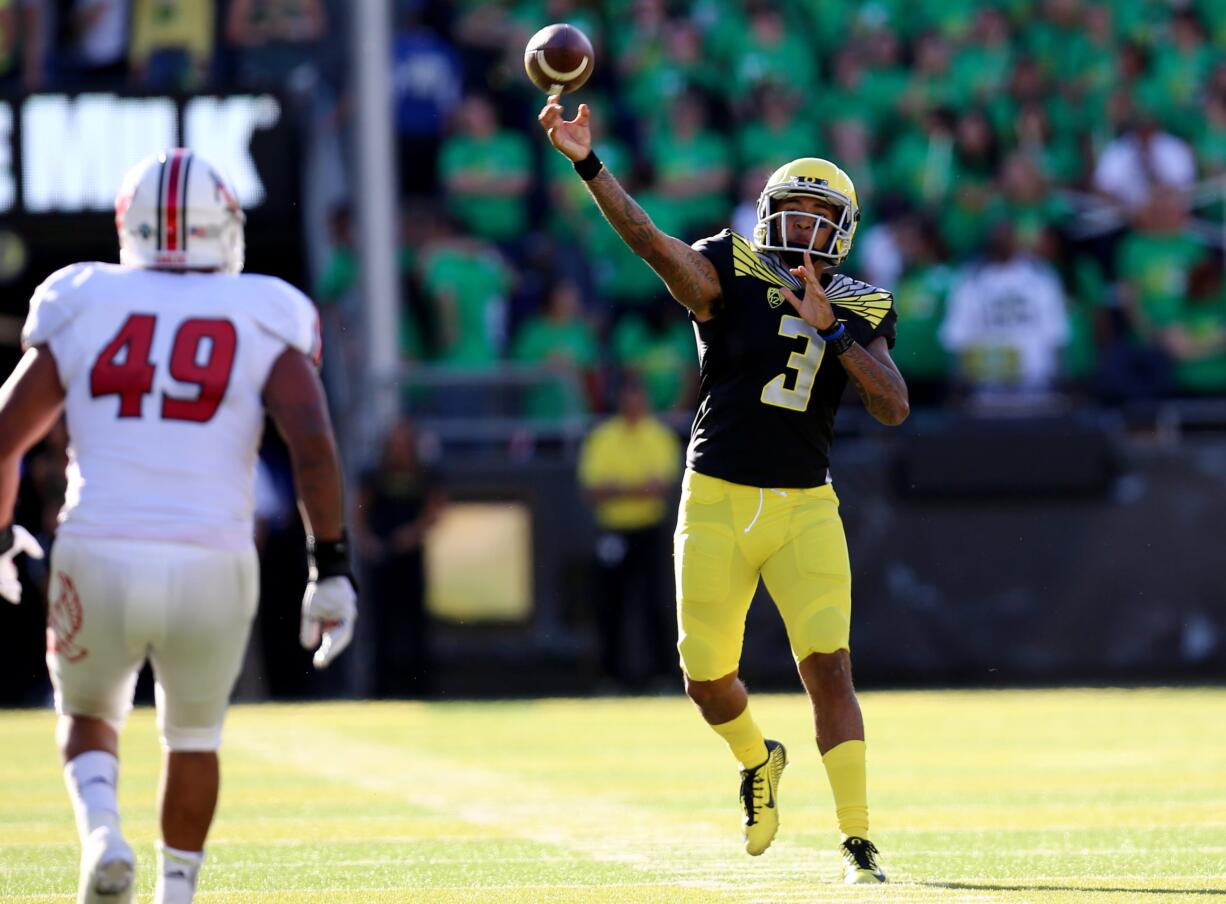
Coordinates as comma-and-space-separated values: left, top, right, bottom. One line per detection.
162, 319, 238, 422
89, 314, 156, 418
90, 314, 238, 423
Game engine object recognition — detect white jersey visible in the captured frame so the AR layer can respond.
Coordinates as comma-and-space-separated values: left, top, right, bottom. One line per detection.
22, 262, 320, 550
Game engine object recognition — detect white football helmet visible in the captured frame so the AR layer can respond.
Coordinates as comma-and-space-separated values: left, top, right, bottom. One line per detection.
115, 149, 246, 274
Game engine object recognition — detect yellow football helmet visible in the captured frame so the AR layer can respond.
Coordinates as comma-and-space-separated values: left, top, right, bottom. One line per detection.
752, 158, 860, 266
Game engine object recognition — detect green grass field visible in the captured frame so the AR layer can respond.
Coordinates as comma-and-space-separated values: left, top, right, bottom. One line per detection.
2, 688, 1224, 903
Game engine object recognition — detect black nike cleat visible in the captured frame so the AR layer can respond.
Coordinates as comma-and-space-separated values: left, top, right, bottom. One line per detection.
740, 739, 787, 855
841, 835, 887, 884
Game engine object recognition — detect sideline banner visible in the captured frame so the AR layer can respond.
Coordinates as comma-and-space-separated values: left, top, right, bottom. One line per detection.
0, 92, 303, 353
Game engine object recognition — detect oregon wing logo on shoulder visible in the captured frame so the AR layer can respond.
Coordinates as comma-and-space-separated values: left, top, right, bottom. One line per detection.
767, 287, 785, 308
47, 572, 88, 662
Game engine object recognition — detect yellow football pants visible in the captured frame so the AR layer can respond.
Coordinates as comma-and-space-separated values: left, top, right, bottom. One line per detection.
674, 468, 853, 681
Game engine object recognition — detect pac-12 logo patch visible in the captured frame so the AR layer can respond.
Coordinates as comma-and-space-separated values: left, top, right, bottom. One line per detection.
767, 287, 785, 309
47, 572, 88, 663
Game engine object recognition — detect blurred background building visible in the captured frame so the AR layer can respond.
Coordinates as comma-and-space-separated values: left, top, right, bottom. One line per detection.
2, 0, 1226, 702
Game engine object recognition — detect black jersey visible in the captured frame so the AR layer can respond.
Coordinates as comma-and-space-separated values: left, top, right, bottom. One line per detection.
686, 229, 897, 488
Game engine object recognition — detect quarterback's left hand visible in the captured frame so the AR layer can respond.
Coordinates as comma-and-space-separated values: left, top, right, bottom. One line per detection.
300, 575, 357, 669
0, 525, 45, 605
781, 251, 837, 331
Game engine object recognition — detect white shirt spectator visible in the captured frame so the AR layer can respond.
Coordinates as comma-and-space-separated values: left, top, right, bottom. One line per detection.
74, 0, 130, 67
940, 255, 1070, 393
1092, 129, 1196, 211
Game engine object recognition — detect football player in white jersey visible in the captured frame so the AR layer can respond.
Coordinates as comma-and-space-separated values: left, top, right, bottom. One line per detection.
0, 149, 358, 904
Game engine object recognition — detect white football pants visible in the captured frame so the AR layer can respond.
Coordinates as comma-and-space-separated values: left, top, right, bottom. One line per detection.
46, 536, 258, 751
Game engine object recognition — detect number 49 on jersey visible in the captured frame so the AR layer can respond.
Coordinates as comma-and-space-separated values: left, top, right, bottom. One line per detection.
90, 314, 237, 423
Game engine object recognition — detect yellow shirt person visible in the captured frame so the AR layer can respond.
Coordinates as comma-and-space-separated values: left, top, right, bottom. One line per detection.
578, 385, 681, 532
578, 377, 682, 690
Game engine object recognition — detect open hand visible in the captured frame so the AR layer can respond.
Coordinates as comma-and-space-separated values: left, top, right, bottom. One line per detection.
300, 576, 357, 669
0, 526, 44, 605
537, 94, 592, 162
779, 251, 837, 331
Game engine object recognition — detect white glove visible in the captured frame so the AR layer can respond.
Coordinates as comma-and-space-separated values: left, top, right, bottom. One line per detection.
0, 525, 45, 605
299, 575, 357, 669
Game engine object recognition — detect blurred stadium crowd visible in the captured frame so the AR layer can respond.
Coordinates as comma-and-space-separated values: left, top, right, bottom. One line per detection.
6, 0, 1226, 419
380, 0, 1226, 419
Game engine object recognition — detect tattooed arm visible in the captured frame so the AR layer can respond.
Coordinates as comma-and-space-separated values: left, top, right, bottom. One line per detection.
581, 169, 720, 319
538, 95, 720, 320
839, 337, 910, 426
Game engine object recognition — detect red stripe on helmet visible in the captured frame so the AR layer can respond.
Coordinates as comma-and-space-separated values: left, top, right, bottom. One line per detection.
164, 150, 187, 252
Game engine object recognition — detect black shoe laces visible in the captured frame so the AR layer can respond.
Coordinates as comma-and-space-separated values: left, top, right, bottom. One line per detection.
739, 764, 765, 825
842, 837, 880, 871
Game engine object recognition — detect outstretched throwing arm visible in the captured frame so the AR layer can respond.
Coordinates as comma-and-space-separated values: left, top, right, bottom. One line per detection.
538, 95, 721, 320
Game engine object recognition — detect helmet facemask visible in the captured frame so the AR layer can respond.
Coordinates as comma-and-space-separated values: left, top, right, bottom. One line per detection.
752, 183, 859, 266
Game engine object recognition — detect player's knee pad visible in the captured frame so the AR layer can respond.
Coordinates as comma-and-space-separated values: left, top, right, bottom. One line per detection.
156, 690, 229, 751
788, 600, 852, 662
160, 719, 225, 752
58, 698, 130, 735
677, 630, 740, 683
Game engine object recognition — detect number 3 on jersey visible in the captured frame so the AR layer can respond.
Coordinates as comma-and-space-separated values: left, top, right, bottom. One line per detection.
761, 315, 827, 411
90, 314, 238, 422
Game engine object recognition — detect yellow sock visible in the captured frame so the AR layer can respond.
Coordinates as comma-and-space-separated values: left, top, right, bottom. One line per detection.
821, 739, 869, 838
710, 707, 769, 769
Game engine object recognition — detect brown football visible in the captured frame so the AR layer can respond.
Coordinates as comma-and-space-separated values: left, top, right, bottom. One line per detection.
524, 23, 594, 94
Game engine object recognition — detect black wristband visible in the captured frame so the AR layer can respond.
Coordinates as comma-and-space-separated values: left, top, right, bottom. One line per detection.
818, 320, 845, 341
0, 526, 12, 556
573, 150, 603, 181
828, 330, 856, 356
307, 531, 353, 581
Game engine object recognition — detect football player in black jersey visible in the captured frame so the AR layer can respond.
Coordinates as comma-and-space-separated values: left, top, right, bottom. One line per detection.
539, 95, 907, 884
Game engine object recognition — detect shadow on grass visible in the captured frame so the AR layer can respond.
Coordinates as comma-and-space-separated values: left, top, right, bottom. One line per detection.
919, 883, 1226, 896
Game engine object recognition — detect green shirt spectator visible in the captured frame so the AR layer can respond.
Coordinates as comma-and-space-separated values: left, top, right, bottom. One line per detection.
736, 88, 817, 172
647, 96, 732, 237
727, 7, 814, 101
985, 154, 1073, 254
898, 33, 962, 117
544, 105, 631, 236
440, 95, 533, 244
881, 108, 956, 206
420, 239, 512, 368
577, 189, 690, 311
513, 281, 599, 420
1169, 306, 1226, 394
1116, 197, 1210, 333
819, 49, 894, 136
1194, 94, 1226, 177
1023, 10, 1090, 83
620, 19, 724, 124
949, 9, 1013, 106
1196, 0, 1226, 46
1143, 17, 1212, 137
612, 313, 695, 412
894, 261, 955, 383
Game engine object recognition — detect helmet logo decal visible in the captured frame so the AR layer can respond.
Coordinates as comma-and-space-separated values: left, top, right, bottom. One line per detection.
117, 149, 246, 274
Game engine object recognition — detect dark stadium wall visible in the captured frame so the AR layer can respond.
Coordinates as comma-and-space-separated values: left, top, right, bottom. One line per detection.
429, 422, 1226, 695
